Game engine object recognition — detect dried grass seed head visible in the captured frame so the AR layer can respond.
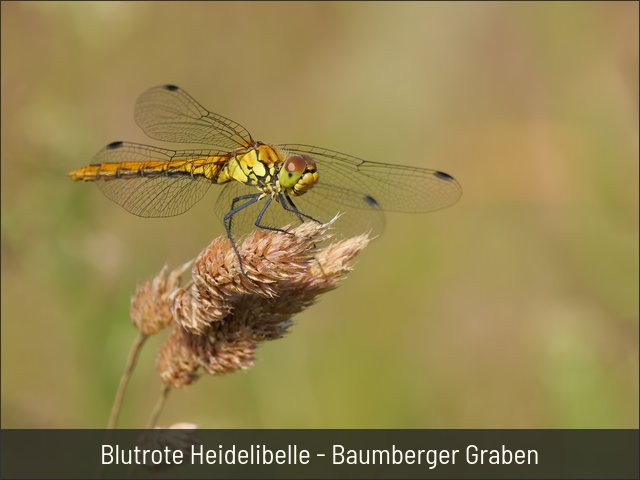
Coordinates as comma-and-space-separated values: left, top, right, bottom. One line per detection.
130, 261, 192, 336
157, 220, 370, 387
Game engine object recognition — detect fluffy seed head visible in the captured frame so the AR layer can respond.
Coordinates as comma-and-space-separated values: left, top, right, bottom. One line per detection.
153, 219, 369, 388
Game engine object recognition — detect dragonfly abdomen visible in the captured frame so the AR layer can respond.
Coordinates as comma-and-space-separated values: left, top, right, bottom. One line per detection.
67, 158, 228, 182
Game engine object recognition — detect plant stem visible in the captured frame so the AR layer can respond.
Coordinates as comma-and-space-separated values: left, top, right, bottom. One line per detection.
147, 384, 172, 428
107, 332, 148, 429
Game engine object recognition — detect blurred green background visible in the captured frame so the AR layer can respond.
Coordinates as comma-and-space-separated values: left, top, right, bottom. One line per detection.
1, 2, 637, 428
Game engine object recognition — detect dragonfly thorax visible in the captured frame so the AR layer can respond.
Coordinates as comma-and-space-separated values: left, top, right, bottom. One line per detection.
278, 154, 319, 196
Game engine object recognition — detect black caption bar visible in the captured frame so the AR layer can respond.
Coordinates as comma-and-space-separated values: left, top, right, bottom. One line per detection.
1, 429, 638, 479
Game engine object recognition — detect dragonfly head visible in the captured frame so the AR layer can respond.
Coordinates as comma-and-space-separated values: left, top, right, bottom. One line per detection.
278, 154, 318, 195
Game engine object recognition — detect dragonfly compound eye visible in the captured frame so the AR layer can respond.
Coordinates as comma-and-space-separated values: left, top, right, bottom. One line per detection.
279, 154, 319, 194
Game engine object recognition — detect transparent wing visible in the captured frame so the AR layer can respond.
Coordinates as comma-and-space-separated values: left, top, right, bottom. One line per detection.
92, 142, 219, 217
213, 181, 385, 241
277, 144, 462, 213
98, 175, 211, 218
284, 182, 385, 237
134, 84, 253, 149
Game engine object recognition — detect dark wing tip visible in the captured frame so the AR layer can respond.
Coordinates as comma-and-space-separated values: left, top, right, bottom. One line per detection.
163, 84, 179, 91
434, 170, 455, 181
106, 141, 124, 149
363, 194, 381, 209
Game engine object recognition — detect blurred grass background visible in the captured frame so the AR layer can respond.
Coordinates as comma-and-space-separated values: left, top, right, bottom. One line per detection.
1, 2, 637, 428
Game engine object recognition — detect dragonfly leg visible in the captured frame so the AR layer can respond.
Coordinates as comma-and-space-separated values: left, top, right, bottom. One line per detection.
224, 193, 262, 274
281, 193, 323, 225
254, 196, 292, 235
275, 194, 304, 225
282, 193, 324, 254
226, 193, 262, 231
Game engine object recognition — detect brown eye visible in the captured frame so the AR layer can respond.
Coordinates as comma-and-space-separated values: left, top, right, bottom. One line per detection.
285, 155, 306, 174
301, 154, 317, 172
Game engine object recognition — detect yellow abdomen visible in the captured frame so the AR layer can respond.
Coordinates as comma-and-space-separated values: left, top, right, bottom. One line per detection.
68, 156, 231, 183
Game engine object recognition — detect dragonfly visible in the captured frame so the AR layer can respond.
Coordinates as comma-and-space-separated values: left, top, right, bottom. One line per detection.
68, 84, 462, 272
